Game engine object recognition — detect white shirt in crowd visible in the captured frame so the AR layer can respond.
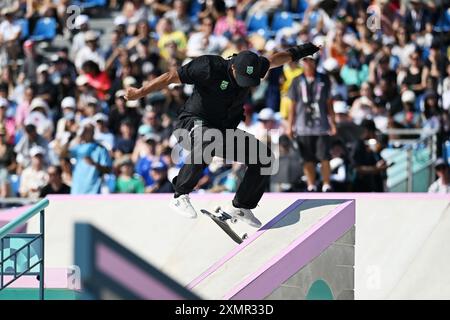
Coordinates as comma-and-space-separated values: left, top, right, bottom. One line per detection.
0, 19, 21, 42
75, 46, 105, 70
187, 32, 228, 58
19, 167, 48, 199
428, 178, 450, 194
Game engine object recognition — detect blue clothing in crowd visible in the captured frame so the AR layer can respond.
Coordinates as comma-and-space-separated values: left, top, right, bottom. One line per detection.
70, 142, 112, 194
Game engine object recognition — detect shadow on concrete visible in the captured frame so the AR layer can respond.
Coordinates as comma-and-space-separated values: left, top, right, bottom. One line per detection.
267, 199, 349, 230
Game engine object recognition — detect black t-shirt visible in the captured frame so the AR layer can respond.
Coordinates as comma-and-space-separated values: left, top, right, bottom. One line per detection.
39, 183, 71, 197
350, 140, 384, 192
177, 55, 270, 129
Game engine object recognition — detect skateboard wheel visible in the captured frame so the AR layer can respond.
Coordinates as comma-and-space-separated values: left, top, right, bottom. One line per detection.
231, 218, 238, 224
242, 233, 248, 240
214, 206, 221, 213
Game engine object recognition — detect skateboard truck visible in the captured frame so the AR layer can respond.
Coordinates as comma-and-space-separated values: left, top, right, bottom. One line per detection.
214, 206, 238, 224
201, 208, 248, 244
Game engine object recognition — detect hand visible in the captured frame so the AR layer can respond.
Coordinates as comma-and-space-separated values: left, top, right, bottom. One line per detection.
286, 126, 294, 139
124, 87, 141, 101
376, 160, 388, 171
329, 124, 337, 136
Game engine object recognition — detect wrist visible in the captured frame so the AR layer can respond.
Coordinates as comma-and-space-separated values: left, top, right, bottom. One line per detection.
287, 43, 319, 61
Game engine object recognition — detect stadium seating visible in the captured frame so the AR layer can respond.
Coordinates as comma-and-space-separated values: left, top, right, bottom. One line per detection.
247, 12, 269, 33
71, 0, 107, 10
30, 17, 57, 41
272, 11, 294, 31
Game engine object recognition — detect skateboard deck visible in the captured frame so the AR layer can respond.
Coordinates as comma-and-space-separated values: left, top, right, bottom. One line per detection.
201, 208, 247, 244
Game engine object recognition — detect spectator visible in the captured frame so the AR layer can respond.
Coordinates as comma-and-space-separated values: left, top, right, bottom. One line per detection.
333, 100, 361, 146
114, 120, 136, 158
164, 0, 192, 34
323, 57, 348, 102
14, 123, 48, 170
351, 119, 387, 192
71, 14, 90, 56
0, 7, 21, 65
238, 104, 257, 134
35, 64, 58, 110
146, 160, 174, 193
67, 122, 112, 194
443, 64, 450, 111
56, 97, 77, 138
19, 146, 48, 198
400, 51, 428, 97
0, 0, 448, 198
109, 90, 142, 134
329, 139, 350, 192
287, 54, 336, 192
428, 158, 450, 193
156, 17, 187, 60
60, 157, 73, 187
350, 82, 376, 125
187, 16, 228, 58
254, 108, 282, 145
82, 60, 112, 100
270, 135, 301, 192
134, 133, 160, 186
0, 123, 15, 197
0, 97, 15, 144
115, 156, 145, 193
214, 0, 247, 39
395, 90, 422, 128
25, 97, 54, 140
39, 165, 71, 197
75, 31, 105, 71
94, 113, 115, 151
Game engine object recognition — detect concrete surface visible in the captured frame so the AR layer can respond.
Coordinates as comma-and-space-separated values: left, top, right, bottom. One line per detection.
10, 192, 450, 299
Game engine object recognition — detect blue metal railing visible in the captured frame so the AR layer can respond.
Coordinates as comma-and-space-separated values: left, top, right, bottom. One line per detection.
0, 198, 49, 300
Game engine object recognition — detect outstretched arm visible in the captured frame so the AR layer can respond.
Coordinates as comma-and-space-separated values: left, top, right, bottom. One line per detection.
124, 69, 181, 101
268, 43, 321, 69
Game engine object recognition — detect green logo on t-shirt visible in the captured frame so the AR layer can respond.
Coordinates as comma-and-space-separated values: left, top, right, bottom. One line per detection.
246, 66, 254, 75
220, 80, 229, 90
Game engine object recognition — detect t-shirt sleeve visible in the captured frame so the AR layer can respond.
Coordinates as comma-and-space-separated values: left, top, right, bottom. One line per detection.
94, 145, 112, 168
259, 56, 270, 78
288, 76, 300, 102
177, 56, 211, 84
69, 145, 79, 158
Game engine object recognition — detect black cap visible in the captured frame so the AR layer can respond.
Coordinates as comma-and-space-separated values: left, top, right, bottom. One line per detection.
232, 51, 262, 87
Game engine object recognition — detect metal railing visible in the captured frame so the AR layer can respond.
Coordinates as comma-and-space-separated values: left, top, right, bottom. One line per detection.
382, 129, 438, 192
0, 198, 49, 300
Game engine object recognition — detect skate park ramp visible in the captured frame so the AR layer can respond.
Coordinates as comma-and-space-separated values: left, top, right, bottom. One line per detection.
188, 199, 355, 299
4, 192, 450, 299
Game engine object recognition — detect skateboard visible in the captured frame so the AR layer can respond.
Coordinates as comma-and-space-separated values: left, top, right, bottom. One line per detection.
201, 207, 248, 244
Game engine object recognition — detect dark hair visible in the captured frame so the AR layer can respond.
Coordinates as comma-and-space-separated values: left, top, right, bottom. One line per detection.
48, 165, 63, 175
25, 124, 37, 134
0, 83, 8, 93
360, 119, 377, 133
161, 146, 172, 156
82, 60, 101, 75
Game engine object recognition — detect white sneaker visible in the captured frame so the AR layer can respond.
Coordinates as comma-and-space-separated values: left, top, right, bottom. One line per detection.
170, 194, 198, 219
223, 204, 262, 228
322, 184, 332, 192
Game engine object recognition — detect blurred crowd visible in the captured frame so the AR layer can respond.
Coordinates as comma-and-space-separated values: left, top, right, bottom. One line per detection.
0, 0, 449, 199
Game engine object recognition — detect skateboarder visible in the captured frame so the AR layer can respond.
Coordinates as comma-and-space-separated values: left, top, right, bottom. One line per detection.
125, 43, 320, 228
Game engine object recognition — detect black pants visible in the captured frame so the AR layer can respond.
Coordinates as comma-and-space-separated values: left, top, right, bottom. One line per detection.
172, 118, 274, 209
